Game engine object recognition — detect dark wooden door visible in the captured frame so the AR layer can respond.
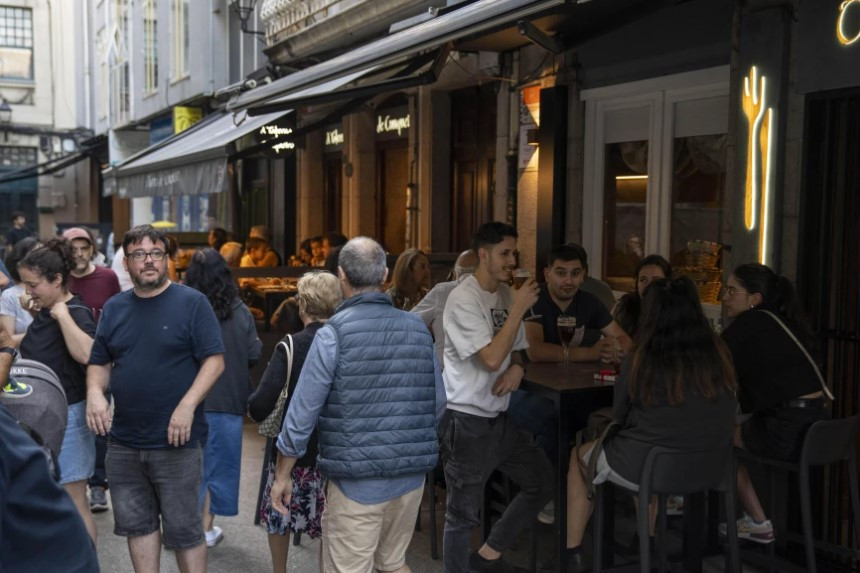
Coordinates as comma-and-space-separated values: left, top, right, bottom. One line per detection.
377, 141, 409, 254
323, 153, 342, 234
450, 85, 497, 251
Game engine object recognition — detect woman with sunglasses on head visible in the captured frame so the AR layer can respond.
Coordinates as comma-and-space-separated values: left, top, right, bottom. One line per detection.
18, 237, 98, 543
719, 263, 830, 544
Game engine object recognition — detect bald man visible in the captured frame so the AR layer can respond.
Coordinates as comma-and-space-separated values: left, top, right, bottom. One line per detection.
411, 250, 479, 366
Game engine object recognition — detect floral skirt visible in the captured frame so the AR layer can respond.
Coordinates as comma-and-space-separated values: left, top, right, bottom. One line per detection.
259, 461, 326, 538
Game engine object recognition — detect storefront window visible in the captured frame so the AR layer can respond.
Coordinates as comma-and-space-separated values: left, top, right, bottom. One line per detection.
602, 141, 648, 292
670, 134, 726, 303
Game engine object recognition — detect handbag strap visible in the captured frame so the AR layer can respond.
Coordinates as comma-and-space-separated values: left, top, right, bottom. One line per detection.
759, 310, 834, 401
275, 335, 294, 398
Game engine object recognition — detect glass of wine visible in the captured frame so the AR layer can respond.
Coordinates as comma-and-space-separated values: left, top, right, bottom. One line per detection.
557, 315, 577, 367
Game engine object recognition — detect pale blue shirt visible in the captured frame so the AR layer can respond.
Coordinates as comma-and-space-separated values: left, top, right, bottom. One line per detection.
276, 323, 446, 504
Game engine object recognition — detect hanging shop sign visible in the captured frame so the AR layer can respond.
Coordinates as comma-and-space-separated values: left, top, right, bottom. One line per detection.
246, 114, 298, 157
324, 124, 344, 151
797, 0, 860, 92
376, 106, 410, 141
173, 106, 203, 134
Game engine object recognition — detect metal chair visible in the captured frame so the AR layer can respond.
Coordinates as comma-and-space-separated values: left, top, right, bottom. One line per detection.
736, 415, 860, 573
592, 444, 741, 573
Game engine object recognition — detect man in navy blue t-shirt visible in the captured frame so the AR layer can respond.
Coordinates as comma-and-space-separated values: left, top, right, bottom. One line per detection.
86, 225, 224, 573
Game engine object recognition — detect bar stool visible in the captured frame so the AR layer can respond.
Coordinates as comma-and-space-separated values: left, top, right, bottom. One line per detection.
735, 415, 860, 573
592, 444, 741, 573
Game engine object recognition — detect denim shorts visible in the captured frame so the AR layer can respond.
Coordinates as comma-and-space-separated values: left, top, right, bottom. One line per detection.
200, 412, 243, 516
57, 400, 96, 485
106, 442, 204, 550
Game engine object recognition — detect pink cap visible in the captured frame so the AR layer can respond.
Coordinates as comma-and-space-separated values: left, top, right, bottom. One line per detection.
62, 227, 92, 244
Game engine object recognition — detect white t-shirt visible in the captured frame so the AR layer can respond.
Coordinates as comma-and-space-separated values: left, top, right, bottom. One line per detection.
442, 274, 528, 417
0, 284, 32, 334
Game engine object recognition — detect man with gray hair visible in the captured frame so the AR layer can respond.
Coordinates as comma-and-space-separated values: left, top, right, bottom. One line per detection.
269, 236, 445, 573
411, 249, 479, 365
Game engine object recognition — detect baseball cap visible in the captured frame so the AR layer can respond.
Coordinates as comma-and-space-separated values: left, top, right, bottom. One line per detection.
62, 227, 92, 244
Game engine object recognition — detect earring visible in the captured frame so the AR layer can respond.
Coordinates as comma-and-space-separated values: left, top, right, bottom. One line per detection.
750, 304, 756, 309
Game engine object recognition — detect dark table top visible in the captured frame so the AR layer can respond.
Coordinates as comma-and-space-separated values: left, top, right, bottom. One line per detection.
521, 361, 615, 394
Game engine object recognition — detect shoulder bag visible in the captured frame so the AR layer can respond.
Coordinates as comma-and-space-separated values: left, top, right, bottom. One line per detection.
257, 335, 294, 438
760, 309, 834, 401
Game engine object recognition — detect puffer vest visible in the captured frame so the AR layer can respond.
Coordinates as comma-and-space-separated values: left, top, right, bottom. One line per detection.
318, 291, 439, 479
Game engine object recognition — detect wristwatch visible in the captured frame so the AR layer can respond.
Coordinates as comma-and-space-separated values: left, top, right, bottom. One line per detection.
0, 347, 19, 362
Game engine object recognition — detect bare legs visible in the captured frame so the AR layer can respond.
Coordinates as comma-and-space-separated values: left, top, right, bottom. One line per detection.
734, 426, 768, 521
566, 442, 595, 549
128, 531, 162, 573
267, 533, 290, 573
174, 543, 207, 573
65, 479, 97, 544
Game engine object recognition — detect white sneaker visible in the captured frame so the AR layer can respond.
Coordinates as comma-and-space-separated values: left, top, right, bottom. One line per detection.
537, 501, 555, 524
718, 514, 775, 544
205, 526, 223, 547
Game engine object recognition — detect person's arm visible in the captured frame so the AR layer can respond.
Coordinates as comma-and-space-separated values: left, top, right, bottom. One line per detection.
524, 320, 607, 363
598, 321, 633, 362
0, 315, 21, 347
475, 278, 539, 372
86, 363, 113, 436
247, 344, 287, 421
50, 302, 94, 365
0, 274, 8, 290
433, 353, 446, 423
168, 353, 224, 446
411, 287, 439, 328
260, 250, 280, 267
0, 320, 16, 384
245, 306, 263, 367
270, 328, 336, 516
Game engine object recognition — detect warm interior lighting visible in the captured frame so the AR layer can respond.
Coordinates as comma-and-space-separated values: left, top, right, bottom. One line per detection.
837, 0, 860, 46
615, 175, 648, 181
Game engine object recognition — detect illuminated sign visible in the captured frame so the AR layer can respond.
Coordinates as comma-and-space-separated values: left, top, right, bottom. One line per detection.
325, 128, 344, 146
837, 0, 860, 46
741, 66, 776, 265
259, 125, 293, 138
258, 124, 295, 154
376, 113, 410, 136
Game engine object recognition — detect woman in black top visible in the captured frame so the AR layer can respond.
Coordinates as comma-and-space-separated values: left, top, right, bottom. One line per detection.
18, 237, 97, 543
248, 270, 342, 573
562, 277, 737, 573
612, 254, 672, 337
720, 263, 829, 544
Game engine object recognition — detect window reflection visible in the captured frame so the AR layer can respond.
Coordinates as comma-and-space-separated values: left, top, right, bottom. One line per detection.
603, 141, 648, 292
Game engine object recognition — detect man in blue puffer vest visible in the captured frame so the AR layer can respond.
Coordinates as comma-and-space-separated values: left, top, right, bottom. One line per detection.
269, 236, 445, 573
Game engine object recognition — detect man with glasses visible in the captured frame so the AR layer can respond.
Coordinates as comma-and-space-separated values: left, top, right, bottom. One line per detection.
86, 225, 225, 573
62, 227, 121, 514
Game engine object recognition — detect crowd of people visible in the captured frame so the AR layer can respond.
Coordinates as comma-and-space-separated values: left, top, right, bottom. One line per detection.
0, 218, 831, 573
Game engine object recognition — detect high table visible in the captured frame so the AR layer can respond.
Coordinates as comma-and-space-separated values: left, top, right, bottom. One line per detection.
520, 362, 614, 572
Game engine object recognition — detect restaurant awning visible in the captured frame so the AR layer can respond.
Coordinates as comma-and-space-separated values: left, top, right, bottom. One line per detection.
228, 0, 567, 113
103, 70, 373, 199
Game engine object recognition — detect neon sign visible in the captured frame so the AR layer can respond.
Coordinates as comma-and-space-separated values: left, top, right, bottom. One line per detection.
376, 113, 410, 136
837, 0, 860, 46
325, 128, 344, 146
741, 66, 776, 265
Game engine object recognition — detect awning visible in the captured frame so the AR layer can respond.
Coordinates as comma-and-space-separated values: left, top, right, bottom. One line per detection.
103, 70, 372, 198
228, 0, 566, 112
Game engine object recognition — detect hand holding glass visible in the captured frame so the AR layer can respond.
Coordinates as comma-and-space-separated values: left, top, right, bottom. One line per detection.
557, 316, 577, 367
513, 269, 541, 322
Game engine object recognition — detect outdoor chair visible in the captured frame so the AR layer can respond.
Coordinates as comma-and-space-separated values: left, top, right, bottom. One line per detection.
735, 415, 860, 573
592, 444, 741, 573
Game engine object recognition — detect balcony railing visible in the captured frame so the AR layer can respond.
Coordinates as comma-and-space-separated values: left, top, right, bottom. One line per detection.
260, 0, 359, 44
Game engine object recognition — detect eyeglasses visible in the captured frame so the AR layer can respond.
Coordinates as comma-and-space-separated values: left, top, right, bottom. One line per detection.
128, 250, 166, 262
722, 286, 748, 298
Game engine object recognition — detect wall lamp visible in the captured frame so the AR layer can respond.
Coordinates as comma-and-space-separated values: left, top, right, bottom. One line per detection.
517, 20, 564, 54
232, 0, 265, 39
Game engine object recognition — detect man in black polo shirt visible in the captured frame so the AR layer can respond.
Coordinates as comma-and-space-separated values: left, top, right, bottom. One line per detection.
525, 243, 631, 363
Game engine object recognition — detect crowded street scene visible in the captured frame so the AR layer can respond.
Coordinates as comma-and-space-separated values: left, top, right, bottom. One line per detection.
1, 1, 859, 572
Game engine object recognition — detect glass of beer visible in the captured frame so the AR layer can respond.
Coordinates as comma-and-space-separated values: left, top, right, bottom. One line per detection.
557, 315, 577, 367
512, 268, 531, 289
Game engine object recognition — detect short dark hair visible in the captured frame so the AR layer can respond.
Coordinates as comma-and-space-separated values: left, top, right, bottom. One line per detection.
122, 225, 168, 256
471, 222, 517, 253
7, 237, 39, 282
10, 211, 24, 222
546, 243, 588, 270
325, 232, 348, 248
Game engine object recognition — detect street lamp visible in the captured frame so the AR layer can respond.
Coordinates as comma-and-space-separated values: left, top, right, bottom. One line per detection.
232, 0, 265, 39
0, 99, 12, 142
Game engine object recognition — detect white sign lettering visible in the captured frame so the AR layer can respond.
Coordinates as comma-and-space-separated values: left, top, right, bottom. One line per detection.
376, 114, 410, 136
259, 125, 293, 138
271, 141, 296, 154
325, 128, 344, 146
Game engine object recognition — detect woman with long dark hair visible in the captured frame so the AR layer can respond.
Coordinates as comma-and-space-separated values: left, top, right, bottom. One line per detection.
612, 254, 672, 337
719, 263, 829, 544
18, 237, 98, 543
560, 277, 737, 572
0, 236, 41, 345
185, 248, 262, 547
248, 271, 342, 573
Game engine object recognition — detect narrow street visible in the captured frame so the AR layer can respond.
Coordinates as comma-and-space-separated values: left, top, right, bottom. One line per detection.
93, 422, 443, 572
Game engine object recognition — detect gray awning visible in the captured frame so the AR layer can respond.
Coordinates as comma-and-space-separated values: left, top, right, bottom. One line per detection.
102, 70, 373, 198
228, 0, 566, 112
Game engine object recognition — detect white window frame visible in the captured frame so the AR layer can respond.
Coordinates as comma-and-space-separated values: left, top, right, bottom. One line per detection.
143, 0, 158, 95
581, 66, 730, 280
170, 0, 189, 82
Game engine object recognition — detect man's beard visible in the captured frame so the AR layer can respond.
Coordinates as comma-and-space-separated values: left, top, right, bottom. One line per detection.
130, 267, 168, 290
